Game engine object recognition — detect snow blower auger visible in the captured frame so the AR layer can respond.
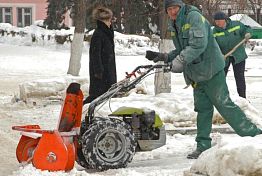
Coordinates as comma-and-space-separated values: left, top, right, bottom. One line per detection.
77, 64, 170, 170
12, 82, 83, 172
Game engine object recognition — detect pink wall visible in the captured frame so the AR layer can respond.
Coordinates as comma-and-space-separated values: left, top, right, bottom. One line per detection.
0, 0, 71, 27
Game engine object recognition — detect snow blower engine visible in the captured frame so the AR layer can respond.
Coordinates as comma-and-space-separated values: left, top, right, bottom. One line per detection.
12, 64, 170, 172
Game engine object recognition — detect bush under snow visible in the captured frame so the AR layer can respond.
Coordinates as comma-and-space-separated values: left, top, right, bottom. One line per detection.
0, 23, 159, 56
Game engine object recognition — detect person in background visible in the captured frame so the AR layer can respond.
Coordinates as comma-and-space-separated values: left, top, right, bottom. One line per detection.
213, 11, 251, 98
84, 6, 116, 104
146, 0, 261, 159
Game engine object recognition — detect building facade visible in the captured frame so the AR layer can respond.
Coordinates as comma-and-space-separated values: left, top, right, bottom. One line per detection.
0, 0, 71, 27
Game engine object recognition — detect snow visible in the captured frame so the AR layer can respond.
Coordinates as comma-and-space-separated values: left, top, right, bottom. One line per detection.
0, 24, 262, 176
190, 134, 262, 176
19, 76, 88, 101
230, 14, 262, 29
0, 24, 158, 56
10, 135, 196, 176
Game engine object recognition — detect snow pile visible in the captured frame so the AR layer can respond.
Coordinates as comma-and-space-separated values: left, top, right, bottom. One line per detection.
0, 23, 159, 55
234, 97, 262, 128
0, 23, 74, 47
19, 76, 88, 102
114, 32, 159, 56
82, 91, 197, 125
81, 89, 262, 127
190, 134, 262, 176
18, 75, 262, 127
0, 23, 16, 31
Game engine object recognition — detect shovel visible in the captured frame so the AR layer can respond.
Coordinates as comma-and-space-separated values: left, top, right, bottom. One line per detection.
224, 33, 251, 59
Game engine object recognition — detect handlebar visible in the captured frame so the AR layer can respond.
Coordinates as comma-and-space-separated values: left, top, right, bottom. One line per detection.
126, 64, 171, 77
85, 63, 171, 125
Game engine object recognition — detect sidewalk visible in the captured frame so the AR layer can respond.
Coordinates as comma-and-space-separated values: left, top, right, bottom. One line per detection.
166, 125, 234, 135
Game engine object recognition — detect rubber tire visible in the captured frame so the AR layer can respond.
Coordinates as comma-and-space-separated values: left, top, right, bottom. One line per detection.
76, 120, 89, 169
76, 146, 90, 169
81, 117, 136, 170
76, 118, 102, 169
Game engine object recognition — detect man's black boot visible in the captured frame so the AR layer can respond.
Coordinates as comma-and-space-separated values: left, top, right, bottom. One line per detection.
187, 149, 203, 159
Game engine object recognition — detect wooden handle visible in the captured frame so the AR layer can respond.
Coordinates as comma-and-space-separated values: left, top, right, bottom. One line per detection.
224, 34, 251, 60
224, 38, 246, 59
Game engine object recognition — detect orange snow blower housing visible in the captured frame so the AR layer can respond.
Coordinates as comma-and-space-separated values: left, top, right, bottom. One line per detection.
12, 82, 83, 171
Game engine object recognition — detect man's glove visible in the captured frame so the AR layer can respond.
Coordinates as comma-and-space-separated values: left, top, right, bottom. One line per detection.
245, 33, 251, 40
171, 55, 185, 73
146, 50, 168, 63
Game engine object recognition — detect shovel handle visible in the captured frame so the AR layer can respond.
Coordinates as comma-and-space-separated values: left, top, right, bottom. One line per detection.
224, 33, 251, 60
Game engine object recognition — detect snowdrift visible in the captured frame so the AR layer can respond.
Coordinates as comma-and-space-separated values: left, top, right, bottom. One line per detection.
17, 76, 262, 128
190, 134, 262, 176
19, 76, 88, 102
0, 23, 158, 56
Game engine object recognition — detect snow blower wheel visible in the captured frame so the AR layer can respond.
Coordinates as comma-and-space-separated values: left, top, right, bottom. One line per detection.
79, 64, 169, 170
76, 120, 90, 169
81, 117, 136, 170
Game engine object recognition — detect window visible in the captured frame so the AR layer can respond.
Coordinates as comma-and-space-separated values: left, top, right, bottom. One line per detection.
0, 7, 12, 24
17, 8, 32, 27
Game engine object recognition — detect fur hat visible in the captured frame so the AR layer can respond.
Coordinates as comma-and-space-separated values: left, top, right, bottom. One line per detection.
164, 0, 184, 12
214, 11, 227, 20
92, 6, 113, 21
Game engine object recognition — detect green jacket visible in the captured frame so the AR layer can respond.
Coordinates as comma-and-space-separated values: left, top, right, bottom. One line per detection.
213, 19, 251, 65
167, 5, 225, 85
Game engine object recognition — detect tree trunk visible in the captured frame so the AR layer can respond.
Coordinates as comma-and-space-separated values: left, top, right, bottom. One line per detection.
154, 1, 172, 95
249, 0, 256, 14
67, 0, 86, 76
112, 0, 122, 32
154, 39, 173, 95
124, 0, 131, 33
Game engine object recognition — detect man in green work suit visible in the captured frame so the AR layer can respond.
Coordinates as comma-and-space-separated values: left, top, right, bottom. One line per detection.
213, 11, 251, 98
146, 0, 261, 159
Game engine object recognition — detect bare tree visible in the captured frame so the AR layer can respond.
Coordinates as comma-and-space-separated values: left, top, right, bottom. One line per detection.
248, 0, 257, 14
187, 0, 224, 22
67, 0, 87, 76
247, 0, 262, 16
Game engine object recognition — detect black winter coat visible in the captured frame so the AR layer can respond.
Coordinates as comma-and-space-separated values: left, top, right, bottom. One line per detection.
88, 20, 117, 101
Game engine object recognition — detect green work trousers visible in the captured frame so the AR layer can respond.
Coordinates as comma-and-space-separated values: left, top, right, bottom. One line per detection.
193, 70, 261, 151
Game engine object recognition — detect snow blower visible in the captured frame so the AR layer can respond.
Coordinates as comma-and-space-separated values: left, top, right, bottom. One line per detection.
12, 64, 169, 172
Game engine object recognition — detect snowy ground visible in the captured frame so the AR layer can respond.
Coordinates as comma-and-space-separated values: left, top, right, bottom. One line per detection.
0, 39, 262, 176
